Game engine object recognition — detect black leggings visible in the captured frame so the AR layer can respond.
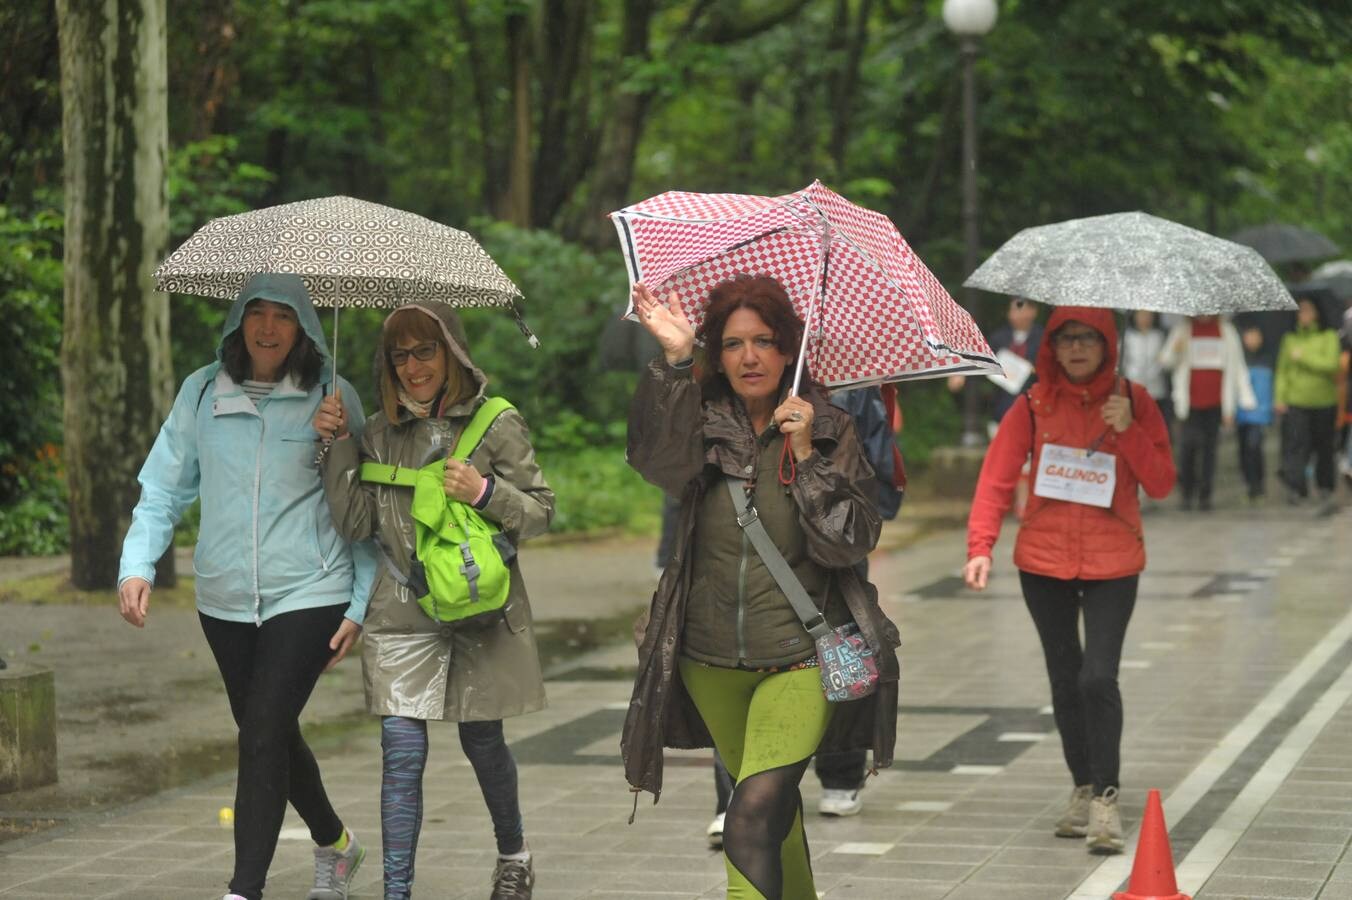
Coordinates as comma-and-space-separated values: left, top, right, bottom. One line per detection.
1019, 572, 1138, 795
200, 605, 348, 900
1280, 405, 1338, 496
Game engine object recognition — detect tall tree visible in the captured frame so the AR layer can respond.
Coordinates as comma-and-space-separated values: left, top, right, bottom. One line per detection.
57, 0, 174, 589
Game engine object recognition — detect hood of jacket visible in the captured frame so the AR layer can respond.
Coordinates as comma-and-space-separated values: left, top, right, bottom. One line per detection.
1031, 305, 1120, 404
218, 273, 333, 383
377, 301, 491, 420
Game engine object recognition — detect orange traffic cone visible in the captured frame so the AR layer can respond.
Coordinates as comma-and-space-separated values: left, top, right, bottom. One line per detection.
1113, 789, 1190, 900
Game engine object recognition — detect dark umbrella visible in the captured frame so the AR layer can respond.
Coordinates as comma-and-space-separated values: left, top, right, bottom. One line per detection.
1308, 260, 1352, 303
1228, 223, 1340, 265
1287, 283, 1344, 331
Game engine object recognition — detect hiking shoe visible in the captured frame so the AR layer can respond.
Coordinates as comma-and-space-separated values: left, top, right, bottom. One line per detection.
1085, 787, 1125, 854
706, 812, 725, 849
1054, 784, 1092, 838
307, 828, 365, 900
818, 787, 863, 817
491, 853, 535, 899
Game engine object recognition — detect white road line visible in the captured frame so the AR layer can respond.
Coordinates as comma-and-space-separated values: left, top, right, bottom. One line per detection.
1068, 600, 1352, 899
1173, 661, 1352, 893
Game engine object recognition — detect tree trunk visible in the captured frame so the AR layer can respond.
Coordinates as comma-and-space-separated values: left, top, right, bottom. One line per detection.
453, 0, 507, 217
827, 0, 875, 178
532, 0, 593, 228
565, 0, 655, 247
57, 0, 173, 590
500, 11, 533, 227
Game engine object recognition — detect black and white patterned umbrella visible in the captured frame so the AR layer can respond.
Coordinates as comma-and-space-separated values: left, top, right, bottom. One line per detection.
965, 212, 1297, 315
154, 195, 537, 344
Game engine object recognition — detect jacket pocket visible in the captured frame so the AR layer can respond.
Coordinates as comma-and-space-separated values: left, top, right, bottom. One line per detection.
278, 432, 319, 472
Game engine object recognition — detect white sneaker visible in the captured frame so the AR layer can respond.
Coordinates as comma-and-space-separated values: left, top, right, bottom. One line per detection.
1054, 784, 1093, 837
1086, 787, 1125, 854
818, 787, 863, 817
706, 812, 725, 849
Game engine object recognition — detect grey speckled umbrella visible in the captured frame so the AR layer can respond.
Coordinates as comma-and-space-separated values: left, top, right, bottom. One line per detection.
154, 195, 538, 356
1228, 222, 1340, 265
965, 212, 1296, 315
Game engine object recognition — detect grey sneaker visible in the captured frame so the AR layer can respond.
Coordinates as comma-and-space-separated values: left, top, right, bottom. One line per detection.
1054, 784, 1092, 837
307, 828, 365, 900
491, 854, 535, 899
1086, 787, 1125, 854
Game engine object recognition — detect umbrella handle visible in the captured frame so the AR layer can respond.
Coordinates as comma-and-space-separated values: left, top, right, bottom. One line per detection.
1085, 376, 1129, 457
313, 305, 342, 467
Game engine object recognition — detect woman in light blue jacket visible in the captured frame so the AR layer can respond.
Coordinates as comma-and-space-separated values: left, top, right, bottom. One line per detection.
117, 273, 376, 900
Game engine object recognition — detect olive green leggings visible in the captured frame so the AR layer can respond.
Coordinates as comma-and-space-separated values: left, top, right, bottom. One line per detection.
679, 658, 833, 900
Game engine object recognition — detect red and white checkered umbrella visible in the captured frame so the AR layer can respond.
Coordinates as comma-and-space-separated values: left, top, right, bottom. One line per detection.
610, 180, 998, 389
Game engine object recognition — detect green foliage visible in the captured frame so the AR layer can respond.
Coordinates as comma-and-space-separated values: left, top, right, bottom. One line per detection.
462, 221, 636, 429
541, 444, 661, 535
0, 202, 63, 505
894, 380, 963, 468
0, 447, 67, 556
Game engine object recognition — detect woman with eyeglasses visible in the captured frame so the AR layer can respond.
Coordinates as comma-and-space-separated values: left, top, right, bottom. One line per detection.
962, 306, 1175, 855
313, 302, 554, 900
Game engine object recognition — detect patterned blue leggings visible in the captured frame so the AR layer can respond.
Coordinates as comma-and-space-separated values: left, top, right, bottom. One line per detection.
380, 716, 525, 900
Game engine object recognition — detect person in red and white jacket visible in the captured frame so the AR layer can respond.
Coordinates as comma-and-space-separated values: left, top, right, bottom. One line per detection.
963, 305, 1175, 855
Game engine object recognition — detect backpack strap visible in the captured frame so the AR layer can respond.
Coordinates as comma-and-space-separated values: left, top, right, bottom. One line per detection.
358, 397, 515, 486
359, 462, 419, 486
452, 396, 515, 458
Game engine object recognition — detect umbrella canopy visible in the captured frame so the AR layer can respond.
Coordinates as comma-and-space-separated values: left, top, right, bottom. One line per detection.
1228, 222, 1340, 264
1309, 260, 1352, 303
965, 212, 1297, 315
154, 195, 536, 344
609, 180, 997, 388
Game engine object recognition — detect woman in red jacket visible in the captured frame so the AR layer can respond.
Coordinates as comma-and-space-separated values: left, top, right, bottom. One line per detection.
963, 306, 1175, 854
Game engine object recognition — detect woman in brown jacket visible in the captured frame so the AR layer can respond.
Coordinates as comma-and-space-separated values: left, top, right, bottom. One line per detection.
623, 275, 900, 900
314, 302, 553, 900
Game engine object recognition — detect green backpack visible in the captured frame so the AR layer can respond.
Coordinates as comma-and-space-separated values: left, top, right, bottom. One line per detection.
359, 397, 515, 626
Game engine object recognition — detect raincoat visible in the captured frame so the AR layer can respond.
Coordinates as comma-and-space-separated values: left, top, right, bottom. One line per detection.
967, 306, 1176, 581
119, 273, 376, 625
1274, 324, 1341, 409
320, 302, 553, 722
620, 358, 900, 800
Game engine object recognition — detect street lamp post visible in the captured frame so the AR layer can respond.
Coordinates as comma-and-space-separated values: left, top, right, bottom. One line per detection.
943, 0, 998, 448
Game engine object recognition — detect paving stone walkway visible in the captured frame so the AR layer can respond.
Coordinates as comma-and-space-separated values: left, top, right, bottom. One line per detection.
3, 484, 1351, 898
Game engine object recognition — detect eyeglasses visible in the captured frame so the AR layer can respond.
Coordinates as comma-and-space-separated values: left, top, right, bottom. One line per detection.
1053, 331, 1103, 349
389, 341, 439, 367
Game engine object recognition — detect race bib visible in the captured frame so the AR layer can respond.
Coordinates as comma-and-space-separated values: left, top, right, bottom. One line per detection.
1034, 443, 1116, 508
1189, 337, 1223, 370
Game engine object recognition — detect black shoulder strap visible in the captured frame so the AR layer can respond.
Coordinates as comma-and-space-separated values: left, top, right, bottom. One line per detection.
196, 377, 212, 410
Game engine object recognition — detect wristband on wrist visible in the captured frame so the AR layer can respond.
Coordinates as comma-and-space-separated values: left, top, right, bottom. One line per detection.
471, 476, 490, 505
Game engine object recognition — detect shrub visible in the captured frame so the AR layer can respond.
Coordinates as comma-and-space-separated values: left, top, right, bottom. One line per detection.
0, 444, 68, 556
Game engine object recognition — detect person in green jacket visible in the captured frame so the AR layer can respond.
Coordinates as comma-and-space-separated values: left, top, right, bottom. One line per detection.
1275, 295, 1342, 504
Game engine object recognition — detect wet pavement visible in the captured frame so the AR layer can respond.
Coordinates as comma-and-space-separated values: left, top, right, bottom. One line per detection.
3, 467, 1352, 898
